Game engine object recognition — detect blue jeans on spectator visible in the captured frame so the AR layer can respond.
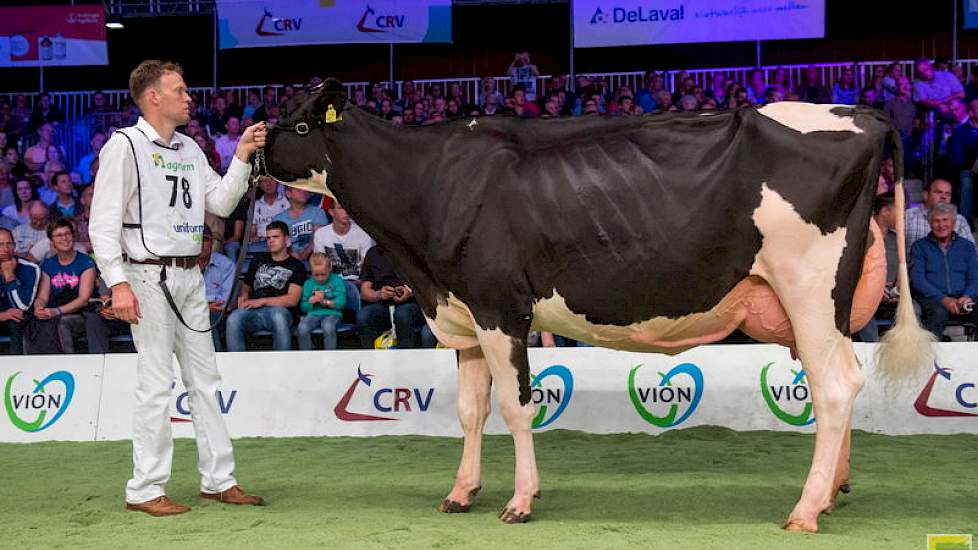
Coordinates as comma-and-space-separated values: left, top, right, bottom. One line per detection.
958, 170, 974, 221
297, 314, 340, 350
918, 296, 978, 339
356, 301, 425, 349
225, 306, 293, 351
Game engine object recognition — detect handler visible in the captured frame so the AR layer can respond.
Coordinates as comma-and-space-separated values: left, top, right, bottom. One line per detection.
90, 60, 265, 516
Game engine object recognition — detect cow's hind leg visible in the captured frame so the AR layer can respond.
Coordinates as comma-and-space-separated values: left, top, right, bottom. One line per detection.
475, 327, 539, 523
438, 346, 491, 513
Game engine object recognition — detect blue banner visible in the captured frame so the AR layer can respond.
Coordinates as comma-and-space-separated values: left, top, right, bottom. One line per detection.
966, 0, 978, 30
217, 0, 451, 49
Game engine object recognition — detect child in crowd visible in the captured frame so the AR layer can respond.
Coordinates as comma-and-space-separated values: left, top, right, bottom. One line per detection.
297, 252, 347, 350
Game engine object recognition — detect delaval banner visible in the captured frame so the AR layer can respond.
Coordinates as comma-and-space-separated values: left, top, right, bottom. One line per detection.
217, 0, 452, 49
0, 5, 108, 67
572, 0, 825, 48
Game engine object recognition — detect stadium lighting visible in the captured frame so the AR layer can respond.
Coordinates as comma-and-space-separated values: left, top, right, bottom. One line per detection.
106, 21, 124, 29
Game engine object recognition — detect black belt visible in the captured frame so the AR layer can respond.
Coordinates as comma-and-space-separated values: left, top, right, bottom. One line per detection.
124, 255, 199, 269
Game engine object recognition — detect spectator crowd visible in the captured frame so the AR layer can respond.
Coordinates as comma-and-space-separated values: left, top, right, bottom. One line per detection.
1, 52, 976, 353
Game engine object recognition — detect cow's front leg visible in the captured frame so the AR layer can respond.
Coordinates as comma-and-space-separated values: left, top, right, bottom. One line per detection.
476, 326, 539, 523
438, 346, 491, 513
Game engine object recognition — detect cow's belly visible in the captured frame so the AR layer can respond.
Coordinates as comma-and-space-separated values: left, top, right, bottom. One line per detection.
427, 220, 885, 353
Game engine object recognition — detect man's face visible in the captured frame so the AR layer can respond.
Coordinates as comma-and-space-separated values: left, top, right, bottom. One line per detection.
186, 119, 201, 137
94, 93, 106, 108
897, 76, 911, 96
952, 100, 967, 121
259, 177, 278, 196
265, 228, 288, 253
402, 109, 415, 123
92, 133, 107, 153
329, 204, 350, 226
916, 61, 934, 80
29, 204, 48, 229
152, 71, 191, 126
925, 180, 953, 207
226, 117, 241, 135
929, 213, 954, 240
200, 237, 213, 264
287, 187, 309, 205
0, 230, 14, 262
38, 124, 53, 142
862, 89, 877, 105
56, 174, 72, 194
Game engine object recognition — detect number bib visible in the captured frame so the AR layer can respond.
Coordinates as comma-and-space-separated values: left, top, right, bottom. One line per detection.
119, 128, 207, 257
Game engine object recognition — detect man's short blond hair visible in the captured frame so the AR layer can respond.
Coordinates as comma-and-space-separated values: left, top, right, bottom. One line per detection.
129, 60, 183, 106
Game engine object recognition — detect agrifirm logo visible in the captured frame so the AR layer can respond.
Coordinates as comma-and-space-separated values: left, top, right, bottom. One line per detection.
334, 366, 434, 421
589, 5, 685, 25
357, 5, 406, 33
915, 364, 978, 417
151, 153, 194, 171
3, 370, 75, 432
530, 365, 574, 429
169, 381, 237, 423
628, 362, 703, 428
760, 362, 815, 426
927, 534, 972, 550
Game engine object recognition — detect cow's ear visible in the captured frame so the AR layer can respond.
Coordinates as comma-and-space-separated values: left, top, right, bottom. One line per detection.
316, 78, 348, 121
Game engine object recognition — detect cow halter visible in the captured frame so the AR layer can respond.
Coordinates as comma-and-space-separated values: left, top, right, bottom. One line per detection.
274, 104, 343, 136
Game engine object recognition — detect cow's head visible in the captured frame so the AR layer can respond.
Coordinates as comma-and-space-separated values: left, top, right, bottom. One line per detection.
264, 77, 348, 199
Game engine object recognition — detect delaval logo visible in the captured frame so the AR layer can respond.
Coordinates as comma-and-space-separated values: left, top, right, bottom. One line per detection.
334, 367, 434, 421
760, 362, 815, 426
255, 8, 302, 37
170, 381, 237, 423
915, 364, 978, 417
530, 365, 574, 429
357, 4, 406, 33
628, 362, 703, 428
589, 5, 685, 24
3, 371, 75, 432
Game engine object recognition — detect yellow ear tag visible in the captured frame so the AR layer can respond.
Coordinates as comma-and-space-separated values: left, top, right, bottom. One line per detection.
325, 104, 341, 124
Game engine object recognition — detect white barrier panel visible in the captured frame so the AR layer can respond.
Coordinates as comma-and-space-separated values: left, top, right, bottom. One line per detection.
3, 344, 977, 443
0, 356, 103, 442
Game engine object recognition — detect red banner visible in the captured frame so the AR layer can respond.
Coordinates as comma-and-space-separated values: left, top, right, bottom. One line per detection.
0, 5, 107, 67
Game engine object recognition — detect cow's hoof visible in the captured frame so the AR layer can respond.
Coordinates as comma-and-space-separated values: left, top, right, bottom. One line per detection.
839, 483, 851, 494
437, 486, 481, 513
498, 507, 532, 524
437, 499, 470, 513
783, 517, 818, 533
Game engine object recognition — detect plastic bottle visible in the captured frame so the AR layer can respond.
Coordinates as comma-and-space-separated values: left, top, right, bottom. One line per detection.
38, 35, 53, 61
53, 33, 66, 60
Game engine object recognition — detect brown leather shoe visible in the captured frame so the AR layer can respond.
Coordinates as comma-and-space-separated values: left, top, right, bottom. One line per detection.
126, 496, 190, 516
200, 485, 263, 506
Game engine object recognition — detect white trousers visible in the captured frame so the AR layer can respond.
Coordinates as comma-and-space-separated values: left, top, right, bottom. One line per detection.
124, 263, 237, 504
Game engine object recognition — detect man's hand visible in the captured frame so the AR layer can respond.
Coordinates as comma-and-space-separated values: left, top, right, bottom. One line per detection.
393, 285, 413, 304
112, 282, 142, 324
379, 286, 397, 301
941, 296, 961, 315
235, 122, 267, 162
0, 308, 23, 322
35, 307, 57, 320
0, 257, 17, 282
208, 300, 225, 313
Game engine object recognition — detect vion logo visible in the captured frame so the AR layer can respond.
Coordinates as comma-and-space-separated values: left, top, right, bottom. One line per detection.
628, 362, 703, 428
255, 8, 302, 37
169, 381, 237, 423
334, 367, 434, 421
915, 364, 978, 417
4, 371, 75, 432
530, 365, 574, 429
760, 362, 815, 426
357, 5, 405, 33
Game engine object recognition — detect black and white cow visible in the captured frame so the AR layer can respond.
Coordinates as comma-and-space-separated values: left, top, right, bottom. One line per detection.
263, 79, 932, 532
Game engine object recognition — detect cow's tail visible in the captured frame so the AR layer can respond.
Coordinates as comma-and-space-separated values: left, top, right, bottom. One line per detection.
876, 125, 935, 387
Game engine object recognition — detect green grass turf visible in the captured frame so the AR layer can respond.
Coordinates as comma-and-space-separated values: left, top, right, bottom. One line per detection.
0, 428, 975, 549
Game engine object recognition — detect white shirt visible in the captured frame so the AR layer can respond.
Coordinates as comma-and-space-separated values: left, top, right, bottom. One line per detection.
312, 222, 375, 280
253, 194, 290, 237
89, 117, 251, 287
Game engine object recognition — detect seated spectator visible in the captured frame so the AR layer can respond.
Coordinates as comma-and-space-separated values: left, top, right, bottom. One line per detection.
910, 203, 978, 338
28, 218, 108, 354
29, 93, 64, 129
797, 66, 831, 104
2, 179, 38, 225
831, 67, 858, 105
856, 192, 900, 342
913, 56, 965, 116
225, 221, 305, 352
297, 252, 347, 351
356, 244, 427, 349
312, 199, 375, 283
746, 69, 768, 105
198, 226, 235, 352
885, 76, 916, 144
75, 132, 106, 185
881, 62, 903, 103
193, 133, 222, 173
48, 171, 76, 218
0, 159, 13, 210
14, 201, 49, 258
226, 176, 288, 259
24, 123, 57, 173
272, 187, 329, 264
858, 86, 883, 109
0, 227, 39, 354
38, 164, 64, 205
71, 185, 93, 253
905, 179, 976, 249
4, 146, 30, 181
949, 98, 978, 221
214, 116, 241, 173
